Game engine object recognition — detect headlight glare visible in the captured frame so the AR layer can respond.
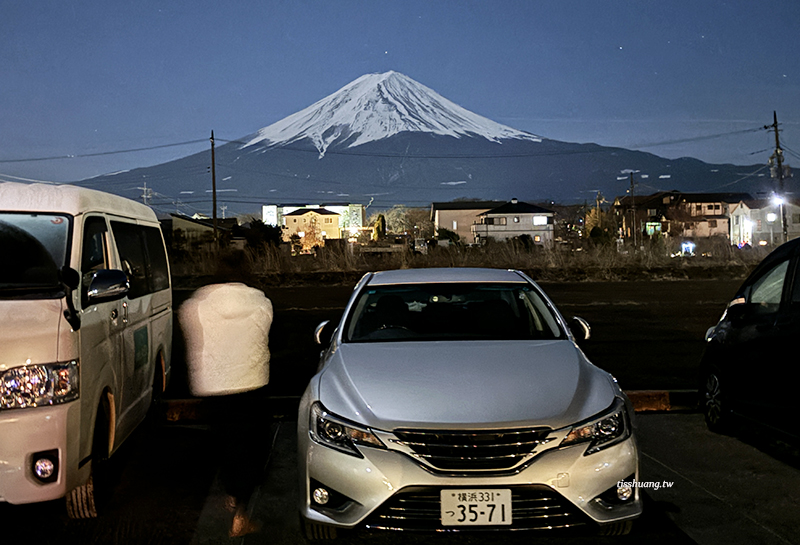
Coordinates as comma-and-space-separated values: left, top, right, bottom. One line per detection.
0, 361, 79, 410
560, 398, 630, 455
309, 402, 385, 457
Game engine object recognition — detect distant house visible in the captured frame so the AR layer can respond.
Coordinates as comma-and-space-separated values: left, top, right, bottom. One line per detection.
471, 199, 555, 246
614, 191, 752, 240
159, 213, 237, 249
263, 203, 366, 235
430, 201, 504, 243
282, 207, 341, 247
730, 198, 800, 247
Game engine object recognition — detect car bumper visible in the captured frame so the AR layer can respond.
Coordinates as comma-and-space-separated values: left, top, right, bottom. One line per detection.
298, 421, 641, 532
0, 401, 84, 505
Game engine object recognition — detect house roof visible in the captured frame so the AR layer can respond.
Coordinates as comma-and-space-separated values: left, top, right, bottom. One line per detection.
431, 201, 505, 211
677, 192, 754, 204
480, 199, 554, 216
283, 207, 339, 217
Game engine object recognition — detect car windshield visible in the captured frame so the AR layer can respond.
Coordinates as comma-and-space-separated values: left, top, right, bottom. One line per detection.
0, 213, 71, 292
344, 282, 564, 342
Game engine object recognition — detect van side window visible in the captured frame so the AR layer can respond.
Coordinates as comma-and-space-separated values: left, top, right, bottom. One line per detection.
143, 226, 170, 292
110, 221, 169, 299
81, 217, 108, 286
111, 222, 149, 299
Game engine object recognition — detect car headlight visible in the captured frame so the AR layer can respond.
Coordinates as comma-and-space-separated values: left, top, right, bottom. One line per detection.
309, 402, 385, 457
559, 397, 631, 455
0, 360, 79, 410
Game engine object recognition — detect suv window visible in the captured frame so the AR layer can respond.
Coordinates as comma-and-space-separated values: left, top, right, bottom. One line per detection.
749, 259, 789, 308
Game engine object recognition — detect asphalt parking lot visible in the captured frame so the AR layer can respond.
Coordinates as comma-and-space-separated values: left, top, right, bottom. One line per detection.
3, 279, 798, 544
4, 409, 797, 545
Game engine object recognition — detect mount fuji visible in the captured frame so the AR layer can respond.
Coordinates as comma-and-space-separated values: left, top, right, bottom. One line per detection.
79, 71, 765, 214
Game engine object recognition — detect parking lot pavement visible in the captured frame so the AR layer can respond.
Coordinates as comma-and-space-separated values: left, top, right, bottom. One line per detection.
636, 412, 800, 545
186, 410, 795, 545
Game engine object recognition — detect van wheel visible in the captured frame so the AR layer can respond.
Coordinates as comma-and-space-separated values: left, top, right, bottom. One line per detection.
598, 520, 633, 536
66, 408, 111, 519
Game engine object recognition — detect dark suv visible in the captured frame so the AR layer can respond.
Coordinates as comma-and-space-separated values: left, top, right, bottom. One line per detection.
701, 237, 800, 439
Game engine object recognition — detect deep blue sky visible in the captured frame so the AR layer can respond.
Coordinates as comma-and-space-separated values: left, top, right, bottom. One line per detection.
2, 0, 798, 190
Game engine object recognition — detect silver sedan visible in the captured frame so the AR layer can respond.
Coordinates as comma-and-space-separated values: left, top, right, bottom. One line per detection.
298, 268, 641, 539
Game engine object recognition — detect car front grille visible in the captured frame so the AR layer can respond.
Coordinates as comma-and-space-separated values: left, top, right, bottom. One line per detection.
392, 427, 553, 471
364, 486, 589, 531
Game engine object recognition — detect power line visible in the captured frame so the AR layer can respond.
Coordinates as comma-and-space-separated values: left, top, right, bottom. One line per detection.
0, 139, 208, 164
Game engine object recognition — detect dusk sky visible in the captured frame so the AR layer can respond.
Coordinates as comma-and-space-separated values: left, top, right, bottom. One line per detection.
2, 0, 798, 193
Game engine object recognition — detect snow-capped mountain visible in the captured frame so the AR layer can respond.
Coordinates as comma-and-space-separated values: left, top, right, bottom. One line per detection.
78, 71, 765, 214
244, 71, 541, 158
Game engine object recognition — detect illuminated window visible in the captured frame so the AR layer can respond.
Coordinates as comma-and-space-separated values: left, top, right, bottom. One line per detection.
533, 216, 548, 226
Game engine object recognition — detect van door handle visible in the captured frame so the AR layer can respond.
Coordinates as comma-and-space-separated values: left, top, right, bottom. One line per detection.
122, 302, 129, 324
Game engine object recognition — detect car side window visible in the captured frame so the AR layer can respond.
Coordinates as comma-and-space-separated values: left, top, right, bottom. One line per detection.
749, 259, 789, 309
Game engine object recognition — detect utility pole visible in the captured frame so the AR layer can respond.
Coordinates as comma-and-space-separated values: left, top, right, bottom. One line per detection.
629, 172, 637, 249
137, 181, 153, 205
765, 111, 792, 243
210, 130, 218, 244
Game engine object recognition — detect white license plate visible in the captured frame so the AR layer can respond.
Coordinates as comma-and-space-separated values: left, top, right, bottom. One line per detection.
440, 489, 512, 526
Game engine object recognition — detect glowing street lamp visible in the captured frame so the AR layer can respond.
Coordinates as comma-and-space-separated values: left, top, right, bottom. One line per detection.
771, 195, 787, 244
766, 212, 777, 245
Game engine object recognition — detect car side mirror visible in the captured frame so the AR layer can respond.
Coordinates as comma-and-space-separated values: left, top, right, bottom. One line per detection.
86, 269, 130, 303
315, 320, 334, 346
569, 316, 591, 342
60, 266, 80, 290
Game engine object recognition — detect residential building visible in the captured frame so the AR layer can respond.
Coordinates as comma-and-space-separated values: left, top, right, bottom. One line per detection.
430, 201, 504, 243
614, 191, 752, 241
282, 208, 341, 247
471, 199, 555, 246
730, 198, 800, 247
263, 203, 366, 238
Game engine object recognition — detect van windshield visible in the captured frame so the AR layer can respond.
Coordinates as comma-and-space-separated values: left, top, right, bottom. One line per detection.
0, 213, 71, 293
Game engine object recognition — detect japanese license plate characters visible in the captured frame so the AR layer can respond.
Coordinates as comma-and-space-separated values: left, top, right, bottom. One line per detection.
440, 489, 512, 526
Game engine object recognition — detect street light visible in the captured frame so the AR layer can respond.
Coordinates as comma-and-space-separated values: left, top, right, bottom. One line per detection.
766, 212, 777, 245
771, 195, 787, 244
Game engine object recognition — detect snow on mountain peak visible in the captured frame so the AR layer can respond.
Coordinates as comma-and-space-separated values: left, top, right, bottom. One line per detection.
244, 71, 541, 157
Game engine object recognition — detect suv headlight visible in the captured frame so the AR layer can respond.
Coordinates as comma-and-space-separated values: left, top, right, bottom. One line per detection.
559, 397, 631, 455
309, 402, 385, 457
0, 361, 79, 410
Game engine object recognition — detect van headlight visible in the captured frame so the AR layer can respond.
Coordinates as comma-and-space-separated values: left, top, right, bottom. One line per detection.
309, 402, 385, 457
560, 397, 631, 455
0, 361, 79, 410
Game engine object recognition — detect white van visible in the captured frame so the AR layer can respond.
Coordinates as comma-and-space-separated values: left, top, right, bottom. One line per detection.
0, 182, 172, 518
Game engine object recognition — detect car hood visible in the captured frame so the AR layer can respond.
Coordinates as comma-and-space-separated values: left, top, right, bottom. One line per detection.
0, 299, 64, 369
317, 340, 619, 431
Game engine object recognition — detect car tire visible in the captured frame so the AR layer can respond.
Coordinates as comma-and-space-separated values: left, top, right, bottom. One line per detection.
598, 520, 633, 536
301, 517, 338, 541
66, 407, 111, 519
703, 370, 735, 434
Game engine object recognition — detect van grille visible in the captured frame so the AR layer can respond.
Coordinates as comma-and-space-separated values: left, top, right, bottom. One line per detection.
392, 428, 552, 471
364, 486, 588, 531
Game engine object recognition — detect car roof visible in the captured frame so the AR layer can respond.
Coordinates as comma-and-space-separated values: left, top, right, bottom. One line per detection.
0, 182, 157, 221
366, 267, 528, 286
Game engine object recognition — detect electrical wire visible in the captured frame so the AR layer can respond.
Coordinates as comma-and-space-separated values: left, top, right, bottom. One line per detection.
0, 139, 208, 163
